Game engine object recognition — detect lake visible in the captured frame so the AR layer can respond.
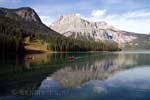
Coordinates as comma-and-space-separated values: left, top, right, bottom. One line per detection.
0, 51, 150, 100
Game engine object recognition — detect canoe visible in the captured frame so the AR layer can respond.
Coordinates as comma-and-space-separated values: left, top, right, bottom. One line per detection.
68, 56, 76, 62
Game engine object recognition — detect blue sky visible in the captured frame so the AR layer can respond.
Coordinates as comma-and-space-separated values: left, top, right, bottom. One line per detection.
0, 0, 150, 33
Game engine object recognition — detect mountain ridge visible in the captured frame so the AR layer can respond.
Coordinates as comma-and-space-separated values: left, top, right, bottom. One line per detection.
51, 14, 134, 43
0, 7, 121, 55
51, 14, 150, 49
0, 7, 42, 23
0, 7, 62, 37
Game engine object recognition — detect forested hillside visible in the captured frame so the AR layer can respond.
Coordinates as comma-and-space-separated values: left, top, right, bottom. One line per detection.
0, 7, 121, 56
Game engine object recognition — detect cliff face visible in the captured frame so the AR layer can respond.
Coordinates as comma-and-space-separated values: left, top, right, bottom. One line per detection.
0, 7, 42, 23
51, 14, 136, 44
0, 7, 61, 37
51, 14, 150, 49
15, 7, 42, 23
0, 7, 62, 54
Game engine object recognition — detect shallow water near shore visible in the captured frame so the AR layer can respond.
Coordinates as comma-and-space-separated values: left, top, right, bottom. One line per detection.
0, 51, 150, 100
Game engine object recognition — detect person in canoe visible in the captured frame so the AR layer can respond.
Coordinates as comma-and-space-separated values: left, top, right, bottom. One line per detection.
25, 56, 35, 60
68, 56, 76, 62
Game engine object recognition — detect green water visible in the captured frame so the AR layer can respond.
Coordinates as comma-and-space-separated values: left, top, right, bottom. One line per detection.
1, 51, 150, 100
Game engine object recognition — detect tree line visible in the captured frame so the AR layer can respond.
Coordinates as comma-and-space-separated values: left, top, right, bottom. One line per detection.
0, 23, 24, 57
47, 37, 120, 51
0, 20, 121, 56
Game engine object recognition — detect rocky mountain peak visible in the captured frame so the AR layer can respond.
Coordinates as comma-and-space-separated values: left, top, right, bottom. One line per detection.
15, 7, 42, 23
59, 14, 81, 21
0, 7, 42, 23
51, 14, 117, 34
50, 14, 137, 44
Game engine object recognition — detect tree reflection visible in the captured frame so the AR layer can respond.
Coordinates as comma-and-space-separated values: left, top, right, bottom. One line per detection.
48, 53, 140, 87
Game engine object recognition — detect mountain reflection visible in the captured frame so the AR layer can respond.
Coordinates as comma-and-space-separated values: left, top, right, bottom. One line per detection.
1, 52, 150, 96
47, 52, 140, 87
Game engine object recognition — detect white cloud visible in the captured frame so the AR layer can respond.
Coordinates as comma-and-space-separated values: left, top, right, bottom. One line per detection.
91, 9, 106, 17
75, 13, 81, 17
40, 16, 54, 26
40, 8, 150, 33
81, 9, 150, 33
105, 11, 150, 33
109, 16, 150, 34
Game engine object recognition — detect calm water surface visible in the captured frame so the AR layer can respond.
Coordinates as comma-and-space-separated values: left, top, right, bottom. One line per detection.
0, 51, 150, 100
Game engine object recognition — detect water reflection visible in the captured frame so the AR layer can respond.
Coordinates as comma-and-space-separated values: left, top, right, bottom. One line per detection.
47, 52, 141, 87
34, 52, 150, 100
1, 51, 150, 100
35, 66, 150, 100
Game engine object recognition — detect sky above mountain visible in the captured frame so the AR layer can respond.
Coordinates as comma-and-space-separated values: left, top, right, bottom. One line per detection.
0, 0, 150, 33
